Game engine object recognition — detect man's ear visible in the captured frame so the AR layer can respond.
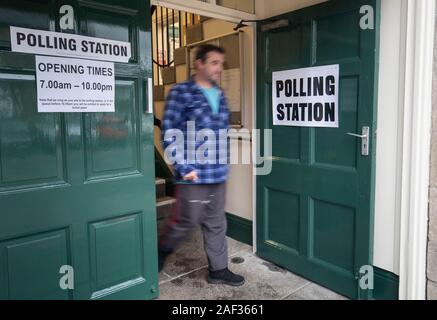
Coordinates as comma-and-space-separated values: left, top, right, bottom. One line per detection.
194, 59, 203, 70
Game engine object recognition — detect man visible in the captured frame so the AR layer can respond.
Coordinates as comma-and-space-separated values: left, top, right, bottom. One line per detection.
158, 44, 245, 287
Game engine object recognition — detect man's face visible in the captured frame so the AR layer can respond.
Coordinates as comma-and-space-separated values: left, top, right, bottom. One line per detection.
196, 51, 225, 84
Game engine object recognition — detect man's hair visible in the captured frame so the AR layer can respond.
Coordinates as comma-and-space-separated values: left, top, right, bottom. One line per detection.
195, 44, 225, 63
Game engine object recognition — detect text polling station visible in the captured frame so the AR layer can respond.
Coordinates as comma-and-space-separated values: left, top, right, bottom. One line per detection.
272, 64, 339, 128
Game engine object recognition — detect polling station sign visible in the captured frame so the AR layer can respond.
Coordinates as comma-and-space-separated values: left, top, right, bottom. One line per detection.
272, 65, 339, 128
10, 26, 131, 63
36, 55, 115, 112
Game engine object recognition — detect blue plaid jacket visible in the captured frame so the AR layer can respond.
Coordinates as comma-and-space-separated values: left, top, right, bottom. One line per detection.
161, 78, 230, 184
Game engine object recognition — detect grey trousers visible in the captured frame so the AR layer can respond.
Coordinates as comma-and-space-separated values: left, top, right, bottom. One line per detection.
159, 183, 228, 271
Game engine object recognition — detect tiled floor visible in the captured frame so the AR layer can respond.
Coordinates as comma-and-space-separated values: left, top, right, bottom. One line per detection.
157, 227, 348, 300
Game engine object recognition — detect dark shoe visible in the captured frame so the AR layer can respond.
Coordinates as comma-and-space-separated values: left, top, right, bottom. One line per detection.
208, 268, 245, 286
158, 249, 172, 272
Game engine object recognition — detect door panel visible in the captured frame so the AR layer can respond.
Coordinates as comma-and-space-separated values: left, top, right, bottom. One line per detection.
0, 0, 157, 300
0, 73, 67, 190
84, 80, 141, 180
257, 0, 379, 299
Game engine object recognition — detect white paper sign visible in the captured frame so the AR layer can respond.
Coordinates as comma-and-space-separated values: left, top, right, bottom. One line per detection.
272, 65, 339, 128
11, 26, 131, 63
36, 55, 115, 113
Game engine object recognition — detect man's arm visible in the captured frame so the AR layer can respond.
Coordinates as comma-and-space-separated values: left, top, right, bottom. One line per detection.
161, 87, 197, 179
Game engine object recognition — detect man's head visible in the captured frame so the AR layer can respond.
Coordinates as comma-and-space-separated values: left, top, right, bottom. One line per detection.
194, 44, 225, 85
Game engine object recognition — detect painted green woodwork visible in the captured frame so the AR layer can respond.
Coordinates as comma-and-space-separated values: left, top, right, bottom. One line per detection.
0, 0, 158, 300
226, 213, 252, 246
372, 267, 399, 300
256, 0, 380, 300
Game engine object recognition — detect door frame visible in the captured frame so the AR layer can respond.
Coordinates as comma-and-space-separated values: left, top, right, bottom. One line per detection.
253, 0, 436, 300
398, 0, 435, 300
151, 0, 256, 23
149, 0, 259, 254
149, 0, 436, 299
255, 0, 382, 299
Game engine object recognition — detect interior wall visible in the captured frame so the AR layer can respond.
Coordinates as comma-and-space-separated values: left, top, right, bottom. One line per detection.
202, 18, 254, 220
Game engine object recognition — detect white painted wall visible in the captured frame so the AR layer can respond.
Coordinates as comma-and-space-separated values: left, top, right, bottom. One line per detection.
374, 0, 403, 275
201, 19, 254, 220
226, 141, 253, 220
224, 22, 254, 220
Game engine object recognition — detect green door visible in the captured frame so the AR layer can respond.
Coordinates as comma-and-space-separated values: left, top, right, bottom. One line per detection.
256, 0, 379, 299
0, 0, 158, 299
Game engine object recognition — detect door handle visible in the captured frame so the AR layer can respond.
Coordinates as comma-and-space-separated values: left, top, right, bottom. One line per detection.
346, 133, 367, 139
346, 126, 369, 156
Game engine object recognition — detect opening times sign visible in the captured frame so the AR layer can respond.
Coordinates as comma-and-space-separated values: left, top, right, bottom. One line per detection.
36, 55, 114, 112
9, 26, 132, 113
272, 64, 339, 128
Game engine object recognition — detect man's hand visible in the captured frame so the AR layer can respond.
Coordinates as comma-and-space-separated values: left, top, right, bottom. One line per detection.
183, 171, 199, 181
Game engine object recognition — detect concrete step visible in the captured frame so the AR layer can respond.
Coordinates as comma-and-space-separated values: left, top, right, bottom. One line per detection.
156, 196, 176, 221
155, 177, 166, 198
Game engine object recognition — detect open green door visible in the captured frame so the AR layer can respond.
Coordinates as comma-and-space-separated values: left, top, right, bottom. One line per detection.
256, 0, 380, 299
0, 0, 158, 299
